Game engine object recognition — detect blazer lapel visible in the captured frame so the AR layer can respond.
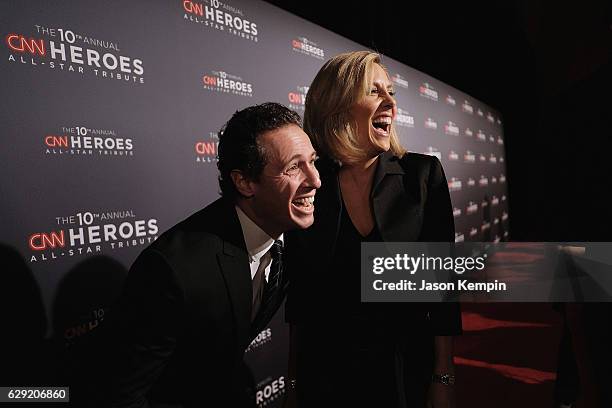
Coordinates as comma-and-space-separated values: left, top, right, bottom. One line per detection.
372, 152, 423, 242
312, 160, 343, 261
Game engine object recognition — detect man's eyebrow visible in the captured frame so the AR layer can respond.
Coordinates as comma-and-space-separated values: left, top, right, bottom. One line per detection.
283, 151, 317, 164
283, 153, 302, 164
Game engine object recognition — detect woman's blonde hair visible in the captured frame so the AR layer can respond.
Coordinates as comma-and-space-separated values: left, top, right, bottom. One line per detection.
304, 50, 406, 164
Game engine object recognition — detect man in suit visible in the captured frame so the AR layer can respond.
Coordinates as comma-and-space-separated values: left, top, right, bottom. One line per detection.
109, 102, 320, 408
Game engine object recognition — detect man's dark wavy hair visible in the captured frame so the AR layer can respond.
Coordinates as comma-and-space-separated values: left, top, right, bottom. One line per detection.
217, 102, 302, 199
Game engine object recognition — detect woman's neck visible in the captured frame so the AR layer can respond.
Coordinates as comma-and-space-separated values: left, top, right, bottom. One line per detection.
340, 155, 379, 184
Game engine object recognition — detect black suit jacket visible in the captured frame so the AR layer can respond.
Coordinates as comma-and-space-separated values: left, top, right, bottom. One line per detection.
108, 198, 286, 408
286, 151, 461, 335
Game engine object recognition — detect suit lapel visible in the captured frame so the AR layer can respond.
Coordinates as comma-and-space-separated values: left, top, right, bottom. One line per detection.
209, 200, 252, 349
217, 244, 251, 349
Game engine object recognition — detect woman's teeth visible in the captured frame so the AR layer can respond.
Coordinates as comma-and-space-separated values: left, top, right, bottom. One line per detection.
372, 117, 391, 132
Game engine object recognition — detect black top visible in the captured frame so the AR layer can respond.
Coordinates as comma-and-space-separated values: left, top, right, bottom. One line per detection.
286, 151, 462, 336
330, 198, 422, 344
332, 196, 381, 316
286, 152, 460, 407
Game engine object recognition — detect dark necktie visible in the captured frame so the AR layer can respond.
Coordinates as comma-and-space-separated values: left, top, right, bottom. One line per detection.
252, 240, 283, 332
262, 240, 283, 304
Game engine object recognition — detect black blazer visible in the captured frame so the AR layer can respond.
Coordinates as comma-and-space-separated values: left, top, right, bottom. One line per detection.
108, 198, 286, 408
286, 151, 461, 335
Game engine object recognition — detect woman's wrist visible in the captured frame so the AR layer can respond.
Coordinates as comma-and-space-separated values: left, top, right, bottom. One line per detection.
431, 373, 456, 386
433, 357, 455, 372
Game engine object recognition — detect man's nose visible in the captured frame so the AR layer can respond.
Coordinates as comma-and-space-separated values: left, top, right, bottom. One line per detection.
304, 164, 321, 189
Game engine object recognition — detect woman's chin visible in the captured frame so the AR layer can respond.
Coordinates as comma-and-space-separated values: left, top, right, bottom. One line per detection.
370, 139, 391, 154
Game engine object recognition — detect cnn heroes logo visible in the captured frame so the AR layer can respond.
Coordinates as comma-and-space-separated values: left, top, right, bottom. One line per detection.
5, 25, 144, 84
371, 253, 487, 275
245, 328, 272, 353
44, 125, 134, 157
28, 210, 158, 263
391, 73, 409, 89
419, 82, 438, 101
256, 376, 285, 407
287, 85, 308, 111
195, 131, 219, 163
202, 70, 253, 97
183, 0, 259, 42
64, 307, 107, 346
291, 37, 324, 60
395, 108, 414, 128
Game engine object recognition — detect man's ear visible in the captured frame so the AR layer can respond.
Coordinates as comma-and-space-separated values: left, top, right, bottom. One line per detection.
230, 170, 256, 198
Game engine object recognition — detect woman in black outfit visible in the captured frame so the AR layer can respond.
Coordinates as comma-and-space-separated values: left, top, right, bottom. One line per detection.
285, 51, 462, 408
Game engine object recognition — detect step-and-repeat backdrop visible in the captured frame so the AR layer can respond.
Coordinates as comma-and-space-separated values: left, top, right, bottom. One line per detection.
0, 0, 508, 405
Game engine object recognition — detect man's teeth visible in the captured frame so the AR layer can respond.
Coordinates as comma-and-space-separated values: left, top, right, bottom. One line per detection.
293, 197, 315, 206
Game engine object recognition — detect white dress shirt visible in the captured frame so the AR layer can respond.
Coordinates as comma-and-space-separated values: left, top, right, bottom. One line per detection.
235, 206, 283, 283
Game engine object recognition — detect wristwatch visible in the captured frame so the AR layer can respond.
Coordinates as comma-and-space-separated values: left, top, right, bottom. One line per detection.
432, 373, 456, 386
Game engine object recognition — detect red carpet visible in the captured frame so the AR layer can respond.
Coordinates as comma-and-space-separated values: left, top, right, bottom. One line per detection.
455, 303, 562, 407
